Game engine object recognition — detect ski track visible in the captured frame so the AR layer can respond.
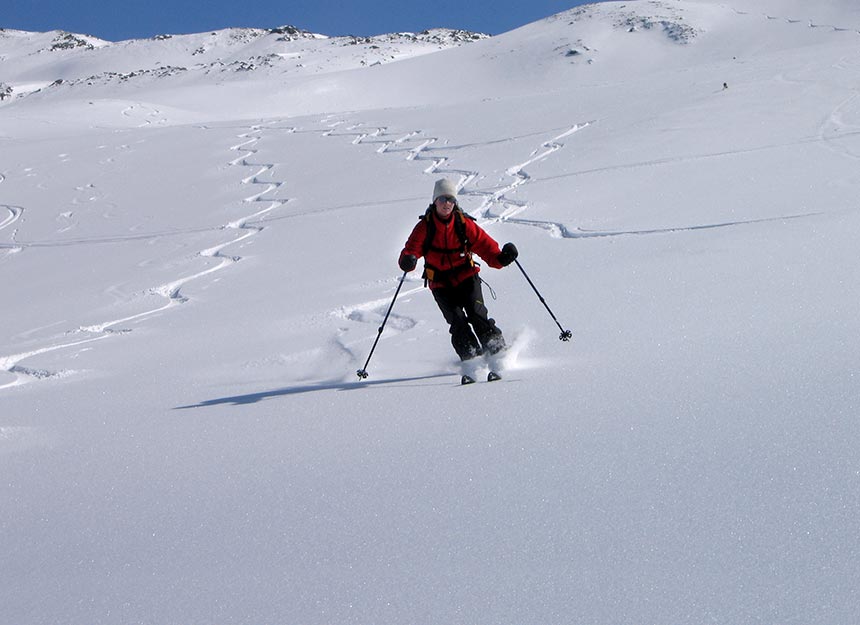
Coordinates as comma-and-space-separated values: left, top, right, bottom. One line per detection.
0, 169, 25, 258
0, 174, 21, 230
730, 5, 860, 35
122, 103, 168, 127
336, 122, 612, 239
817, 92, 860, 161
0, 205, 24, 260
314, 120, 428, 366
388, 122, 835, 240
0, 205, 23, 232
0, 123, 291, 391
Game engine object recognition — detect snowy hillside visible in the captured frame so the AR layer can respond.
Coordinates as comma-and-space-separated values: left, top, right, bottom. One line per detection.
2, 1, 859, 624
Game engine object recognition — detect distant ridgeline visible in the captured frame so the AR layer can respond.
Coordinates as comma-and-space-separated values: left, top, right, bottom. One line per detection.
0, 25, 489, 101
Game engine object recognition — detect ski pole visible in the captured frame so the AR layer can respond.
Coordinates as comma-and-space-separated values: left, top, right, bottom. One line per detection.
514, 259, 573, 342
356, 271, 408, 379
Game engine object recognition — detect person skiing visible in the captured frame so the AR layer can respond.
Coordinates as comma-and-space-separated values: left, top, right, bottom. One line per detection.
398, 178, 518, 378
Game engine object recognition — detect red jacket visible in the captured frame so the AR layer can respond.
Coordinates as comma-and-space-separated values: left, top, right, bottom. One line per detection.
400, 208, 503, 289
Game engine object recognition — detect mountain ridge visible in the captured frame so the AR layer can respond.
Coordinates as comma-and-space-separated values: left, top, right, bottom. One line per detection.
0, 24, 490, 100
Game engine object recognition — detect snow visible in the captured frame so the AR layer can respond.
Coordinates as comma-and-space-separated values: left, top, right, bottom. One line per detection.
1, 1, 859, 623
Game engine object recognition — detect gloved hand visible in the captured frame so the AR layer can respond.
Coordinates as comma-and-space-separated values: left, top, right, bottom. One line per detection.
399, 254, 418, 272
497, 242, 518, 267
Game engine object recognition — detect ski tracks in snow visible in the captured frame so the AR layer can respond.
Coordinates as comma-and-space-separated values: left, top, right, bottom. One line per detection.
0, 123, 291, 390
83, 124, 293, 330
0, 205, 22, 231
314, 120, 428, 369
340, 120, 595, 233
121, 103, 168, 127
402, 122, 822, 239
0, 171, 24, 258
731, 6, 860, 35
476, 124, 590, 226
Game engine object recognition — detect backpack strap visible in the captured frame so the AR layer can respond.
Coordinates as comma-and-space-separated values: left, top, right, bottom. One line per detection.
419, 206, 436, 257
454, 209, 475, 253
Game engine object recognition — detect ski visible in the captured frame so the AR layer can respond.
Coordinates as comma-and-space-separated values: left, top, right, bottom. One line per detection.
460, 371, 501, 385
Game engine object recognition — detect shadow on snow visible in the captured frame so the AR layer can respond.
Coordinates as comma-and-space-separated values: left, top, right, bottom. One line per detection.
174, 372, 453, 409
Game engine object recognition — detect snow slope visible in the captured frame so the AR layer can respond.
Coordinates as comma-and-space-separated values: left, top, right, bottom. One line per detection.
1, 1, 859, 624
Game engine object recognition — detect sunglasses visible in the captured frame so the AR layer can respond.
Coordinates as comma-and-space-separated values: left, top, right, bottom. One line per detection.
437, 195, 457, 204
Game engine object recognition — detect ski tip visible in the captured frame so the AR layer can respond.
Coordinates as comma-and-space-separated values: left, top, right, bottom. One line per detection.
461, 374, 476, 385
487, 371, 502, 382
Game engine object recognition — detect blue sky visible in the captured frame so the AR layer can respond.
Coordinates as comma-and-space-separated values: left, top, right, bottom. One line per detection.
5, 0, 602, 41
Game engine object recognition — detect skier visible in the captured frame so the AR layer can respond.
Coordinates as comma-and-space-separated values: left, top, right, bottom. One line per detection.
398, 179, 518, 380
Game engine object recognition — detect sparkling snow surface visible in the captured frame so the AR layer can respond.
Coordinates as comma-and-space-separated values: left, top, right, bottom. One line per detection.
1, 1, 859, 623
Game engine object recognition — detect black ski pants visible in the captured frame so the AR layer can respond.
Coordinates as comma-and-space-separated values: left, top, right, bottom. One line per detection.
432, 275, 505, 361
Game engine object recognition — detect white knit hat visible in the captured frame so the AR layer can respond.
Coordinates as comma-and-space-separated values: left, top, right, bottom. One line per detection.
432, 178, 458, 202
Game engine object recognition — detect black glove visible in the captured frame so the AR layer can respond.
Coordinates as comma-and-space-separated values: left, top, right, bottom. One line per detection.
399, 254, 417, 272
497, 242, 518, 267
